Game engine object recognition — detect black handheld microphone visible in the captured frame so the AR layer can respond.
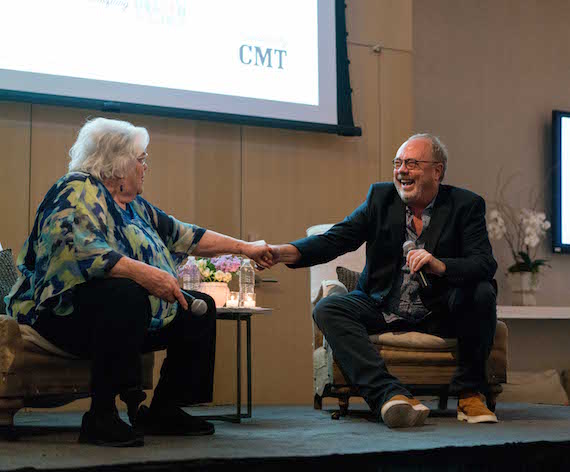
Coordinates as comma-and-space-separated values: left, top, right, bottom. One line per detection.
402, 240, 430, 289
181, 290, 208, 316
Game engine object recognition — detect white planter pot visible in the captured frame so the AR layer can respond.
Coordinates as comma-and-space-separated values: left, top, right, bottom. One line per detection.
508, 272, 541, 306
198, 282, 229, 308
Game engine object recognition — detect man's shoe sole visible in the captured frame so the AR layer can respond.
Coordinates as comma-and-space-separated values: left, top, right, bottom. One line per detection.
457, 412, 498, 424
381, 400, 430, 428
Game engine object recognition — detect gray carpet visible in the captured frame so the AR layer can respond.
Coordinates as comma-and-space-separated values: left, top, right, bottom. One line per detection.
0, 401, 569, 471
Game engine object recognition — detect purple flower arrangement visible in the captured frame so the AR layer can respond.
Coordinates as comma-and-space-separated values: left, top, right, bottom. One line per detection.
178, 255, 242, 283
210, 255, 242, 273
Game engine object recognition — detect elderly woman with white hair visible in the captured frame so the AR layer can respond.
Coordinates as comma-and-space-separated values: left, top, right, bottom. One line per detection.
5, 117, 273, 447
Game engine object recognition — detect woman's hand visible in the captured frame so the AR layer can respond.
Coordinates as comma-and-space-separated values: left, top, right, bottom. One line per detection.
138, 265, 188, 310
242, 240, 273, 269
110, 257, 188, 310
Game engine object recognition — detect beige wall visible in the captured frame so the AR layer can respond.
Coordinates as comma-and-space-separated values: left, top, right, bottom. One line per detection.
414, 0, 570, 307
0, 1, 413, 408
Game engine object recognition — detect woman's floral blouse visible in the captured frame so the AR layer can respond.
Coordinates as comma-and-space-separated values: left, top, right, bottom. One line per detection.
5, 172, 205, 330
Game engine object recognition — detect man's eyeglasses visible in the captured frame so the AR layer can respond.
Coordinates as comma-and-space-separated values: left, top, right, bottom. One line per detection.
136, 152, 149, 166
392, 158, 438, 170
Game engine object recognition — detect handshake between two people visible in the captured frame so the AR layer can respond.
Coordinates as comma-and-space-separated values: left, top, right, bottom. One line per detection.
243, 241, 300, 271
247, 240, 445, 277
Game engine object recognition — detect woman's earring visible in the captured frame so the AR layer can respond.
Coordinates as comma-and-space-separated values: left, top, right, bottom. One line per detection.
120, 184, 124, 193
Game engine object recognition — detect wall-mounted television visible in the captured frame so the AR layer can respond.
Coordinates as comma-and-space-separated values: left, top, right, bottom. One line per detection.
552, 110, 570, 253
0, 0, 360, 136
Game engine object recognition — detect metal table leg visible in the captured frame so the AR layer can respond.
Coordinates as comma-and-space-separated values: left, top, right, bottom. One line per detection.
197, 311, 254, 423
236, 313, 241, 422
247, 315, 252, 418
195, 312, 253, 423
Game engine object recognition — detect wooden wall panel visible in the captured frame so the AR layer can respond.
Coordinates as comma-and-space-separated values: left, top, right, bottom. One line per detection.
29, 106, 88, 226
347, 0, 412, 50
0, 102, 30, 255
379, 50, 414, 180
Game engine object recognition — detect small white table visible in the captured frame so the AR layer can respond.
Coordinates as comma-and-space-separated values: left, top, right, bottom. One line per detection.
204, 307, 272, 423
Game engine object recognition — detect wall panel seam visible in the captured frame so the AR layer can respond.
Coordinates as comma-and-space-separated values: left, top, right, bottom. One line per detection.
27, 104, 33, 235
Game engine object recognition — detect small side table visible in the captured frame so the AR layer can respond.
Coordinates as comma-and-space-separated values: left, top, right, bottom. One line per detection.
202, 307, 272, 423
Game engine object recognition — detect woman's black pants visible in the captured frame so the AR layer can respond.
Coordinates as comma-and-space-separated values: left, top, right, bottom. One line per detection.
33, 278, 217, 408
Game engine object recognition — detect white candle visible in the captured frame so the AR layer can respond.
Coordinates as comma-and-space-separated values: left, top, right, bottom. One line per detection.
242, 293, 256, 308
226, 292, 239, 308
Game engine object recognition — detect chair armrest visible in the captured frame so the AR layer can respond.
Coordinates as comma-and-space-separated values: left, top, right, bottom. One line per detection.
311, 280, 347, 354
0, 315, 23, 373
311, 279, 349, 306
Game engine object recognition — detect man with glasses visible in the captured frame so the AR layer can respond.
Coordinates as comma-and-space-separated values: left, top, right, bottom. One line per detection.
268, 133, 499, 428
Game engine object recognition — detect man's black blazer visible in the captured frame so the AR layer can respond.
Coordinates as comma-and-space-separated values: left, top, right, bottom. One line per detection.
289, 182, 498, 312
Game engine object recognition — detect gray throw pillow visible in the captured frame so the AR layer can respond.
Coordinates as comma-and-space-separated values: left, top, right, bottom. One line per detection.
0, 249, 19, 314
336, 266, 361, 293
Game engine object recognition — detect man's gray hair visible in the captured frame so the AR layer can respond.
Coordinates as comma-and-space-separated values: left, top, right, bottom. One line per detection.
68, 117, 149, 181
407, 133, 448, 181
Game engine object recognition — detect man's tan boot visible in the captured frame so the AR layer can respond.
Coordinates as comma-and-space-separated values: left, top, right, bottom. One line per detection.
457, 392, 498, 424
380, 395, 430, 428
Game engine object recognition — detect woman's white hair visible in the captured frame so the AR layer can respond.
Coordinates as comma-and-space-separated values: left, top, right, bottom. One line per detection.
68, 117, 149, 180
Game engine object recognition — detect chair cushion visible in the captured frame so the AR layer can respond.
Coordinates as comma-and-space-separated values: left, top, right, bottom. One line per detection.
336, 266, 458, 352
336, 266, 360, 292
370, 331, 457, 351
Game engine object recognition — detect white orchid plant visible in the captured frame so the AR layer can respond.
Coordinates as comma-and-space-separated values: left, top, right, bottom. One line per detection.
487, 173, 551, 274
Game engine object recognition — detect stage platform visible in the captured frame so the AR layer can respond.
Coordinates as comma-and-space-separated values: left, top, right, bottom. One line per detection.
1, 402, 569, 471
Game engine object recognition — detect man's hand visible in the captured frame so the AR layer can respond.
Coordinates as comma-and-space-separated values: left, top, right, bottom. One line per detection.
406, 248, 446, 276
268, 244, 300, 265
242, 240, 273, 269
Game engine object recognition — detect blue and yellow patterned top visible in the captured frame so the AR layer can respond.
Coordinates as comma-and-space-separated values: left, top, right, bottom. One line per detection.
5, 172, 205, 330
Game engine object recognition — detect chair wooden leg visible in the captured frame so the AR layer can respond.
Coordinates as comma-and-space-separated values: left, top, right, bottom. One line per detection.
314, 393, 323, 410
486, 392, 498, 412
0, 399, 23, 440
438, 387, 449, 410
339, 396, 349, 416
331, 396, 350, 420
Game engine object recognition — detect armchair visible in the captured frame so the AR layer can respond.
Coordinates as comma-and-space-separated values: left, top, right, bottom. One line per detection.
307, 225, 508, 416
0, 248, 154, 429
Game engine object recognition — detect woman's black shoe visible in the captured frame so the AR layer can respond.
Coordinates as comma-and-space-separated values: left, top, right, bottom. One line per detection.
79, 410, 144, 447
135, 405, 215, 436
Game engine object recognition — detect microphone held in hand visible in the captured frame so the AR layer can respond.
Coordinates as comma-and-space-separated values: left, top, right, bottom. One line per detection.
181, 290, 208, 316
402, 240, 430, 289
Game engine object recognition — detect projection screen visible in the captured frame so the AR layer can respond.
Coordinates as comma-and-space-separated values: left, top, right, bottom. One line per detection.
0, 0, 360, 135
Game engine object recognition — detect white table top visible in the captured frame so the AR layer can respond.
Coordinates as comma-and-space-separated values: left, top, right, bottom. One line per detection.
497, 305, 570, 320
216, 307, 272, 315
